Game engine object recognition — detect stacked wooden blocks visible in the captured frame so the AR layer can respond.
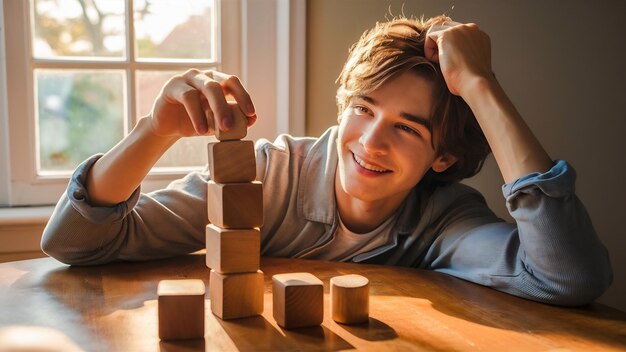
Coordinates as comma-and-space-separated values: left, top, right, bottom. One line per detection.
157, 104, 372, 335
206, 104, 264, 320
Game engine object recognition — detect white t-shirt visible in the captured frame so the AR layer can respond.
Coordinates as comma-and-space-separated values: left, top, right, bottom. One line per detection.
310, 213, 397, 262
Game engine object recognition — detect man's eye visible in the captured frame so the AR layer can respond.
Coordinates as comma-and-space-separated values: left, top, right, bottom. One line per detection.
353, 105, 370, 114
398, 124, 420, 136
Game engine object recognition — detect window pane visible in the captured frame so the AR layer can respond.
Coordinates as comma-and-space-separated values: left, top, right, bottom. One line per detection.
31, 0, 126, 59
134, 0, 216, 61
36, 69, 126, 172
136, 70, 214, 168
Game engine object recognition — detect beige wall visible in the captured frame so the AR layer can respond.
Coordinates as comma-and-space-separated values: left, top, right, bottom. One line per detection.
307, 0, 626, 311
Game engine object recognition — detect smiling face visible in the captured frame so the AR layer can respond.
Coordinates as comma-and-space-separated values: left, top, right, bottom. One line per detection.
336, 70, 457, 206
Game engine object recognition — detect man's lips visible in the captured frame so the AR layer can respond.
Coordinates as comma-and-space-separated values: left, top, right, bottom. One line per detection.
352, 152, 391, 173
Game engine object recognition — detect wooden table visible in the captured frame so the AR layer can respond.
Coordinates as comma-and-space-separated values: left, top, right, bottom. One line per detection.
0, 254, 625, 351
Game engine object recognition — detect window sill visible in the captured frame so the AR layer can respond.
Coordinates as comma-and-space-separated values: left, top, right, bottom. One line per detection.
0, 206, 54, 226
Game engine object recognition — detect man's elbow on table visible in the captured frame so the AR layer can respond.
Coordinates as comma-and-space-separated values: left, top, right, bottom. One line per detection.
565, 247, 613, 306
41, 242, 114, 266
40, 225, 113, 266
536, 259, 613, 307
41, 236, 86, 266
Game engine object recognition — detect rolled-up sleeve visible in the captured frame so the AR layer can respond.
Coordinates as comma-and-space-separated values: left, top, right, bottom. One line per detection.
427, 160, 613, 306
41, 154, 208, 265
66, 155, 141, 223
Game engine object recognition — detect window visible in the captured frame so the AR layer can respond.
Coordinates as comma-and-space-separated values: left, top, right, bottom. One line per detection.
1, 0, 305, 207
32, 0, 221, 174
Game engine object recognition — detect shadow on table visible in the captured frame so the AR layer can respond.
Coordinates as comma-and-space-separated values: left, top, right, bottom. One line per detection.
159, 338, 205, 352
336, 317, 398, 341
217, 315, 354, 351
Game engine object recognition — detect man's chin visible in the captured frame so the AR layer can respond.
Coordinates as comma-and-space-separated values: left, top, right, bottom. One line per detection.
341, 183, 382, 203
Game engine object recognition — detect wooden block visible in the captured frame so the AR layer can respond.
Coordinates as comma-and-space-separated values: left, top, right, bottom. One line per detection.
272, 272, 324, 329
205, 224, 260, 274
158, 279, 205, 340
209, 270, 264, 320
330, 274, 369, 324
207, 181, 263, 229
215, 103, 248, 141
207, 140, 256, 183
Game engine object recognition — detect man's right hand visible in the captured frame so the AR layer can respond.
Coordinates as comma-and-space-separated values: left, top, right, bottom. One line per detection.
149, 69, 257, 138
85, 69, 257, 206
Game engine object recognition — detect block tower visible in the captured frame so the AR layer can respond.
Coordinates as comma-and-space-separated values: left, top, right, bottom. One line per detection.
205, 103, 264, 320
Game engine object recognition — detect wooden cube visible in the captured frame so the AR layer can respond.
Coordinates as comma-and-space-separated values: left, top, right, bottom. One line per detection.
158, 279, 205, 340
208, 140, 256, 183
207, 181, 263, 229
330, 274, 369, 324
205, 224, 260, 274
209, 270, 264, 320
272, 272, 323, 329
215, 103, 248, 141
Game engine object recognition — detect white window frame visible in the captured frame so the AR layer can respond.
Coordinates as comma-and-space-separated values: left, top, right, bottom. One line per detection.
0, 0, 306, 207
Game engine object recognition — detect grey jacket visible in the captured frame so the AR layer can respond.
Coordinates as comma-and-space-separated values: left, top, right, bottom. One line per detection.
41, 126, 612, 306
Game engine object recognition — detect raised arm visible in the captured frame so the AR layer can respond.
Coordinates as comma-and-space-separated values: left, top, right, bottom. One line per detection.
424, 21, 553, 183
41, 69, 258, 265
86, 69, 257, 206
422, 21, 612, 305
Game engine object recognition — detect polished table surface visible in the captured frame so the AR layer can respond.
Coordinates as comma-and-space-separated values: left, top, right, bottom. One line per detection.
0, 254, 625, 351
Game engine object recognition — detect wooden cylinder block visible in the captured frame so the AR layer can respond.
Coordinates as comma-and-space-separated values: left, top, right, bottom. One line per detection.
330, 274, 369, 324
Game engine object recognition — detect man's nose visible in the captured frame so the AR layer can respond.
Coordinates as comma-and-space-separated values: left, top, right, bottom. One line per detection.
358, 119, 389, 155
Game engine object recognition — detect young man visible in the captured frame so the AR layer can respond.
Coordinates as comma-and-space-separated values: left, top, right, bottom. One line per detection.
41, 16, 612, 306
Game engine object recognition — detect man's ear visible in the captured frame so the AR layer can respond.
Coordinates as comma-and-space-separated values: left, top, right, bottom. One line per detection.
431, 153, 458, 173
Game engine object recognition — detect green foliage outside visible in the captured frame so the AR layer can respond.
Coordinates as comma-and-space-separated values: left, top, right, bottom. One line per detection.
38, 72, 124, 171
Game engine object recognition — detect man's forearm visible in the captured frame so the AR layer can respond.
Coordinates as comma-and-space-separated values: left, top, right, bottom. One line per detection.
86, 116, 178, 206
462, 77, 553, 183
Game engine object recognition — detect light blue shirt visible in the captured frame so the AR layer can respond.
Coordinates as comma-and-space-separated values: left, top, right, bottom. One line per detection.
41, 126, 613, 306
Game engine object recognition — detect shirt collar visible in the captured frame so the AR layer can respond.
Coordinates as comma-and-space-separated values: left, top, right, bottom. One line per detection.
297, 126, 339, 225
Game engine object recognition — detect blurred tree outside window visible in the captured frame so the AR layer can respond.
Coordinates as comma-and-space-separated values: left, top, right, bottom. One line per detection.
31, 0, 218, 174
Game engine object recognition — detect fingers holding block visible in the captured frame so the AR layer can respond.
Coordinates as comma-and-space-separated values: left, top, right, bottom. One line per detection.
272, 272, 324, 329
215, 103, 248, 141
330, 274, 369, 324
205, 224, 260, 274
208, 140, 256, 183
158, 279, 205, 340
207, 181, 263, 229
210, 270, 264, 320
